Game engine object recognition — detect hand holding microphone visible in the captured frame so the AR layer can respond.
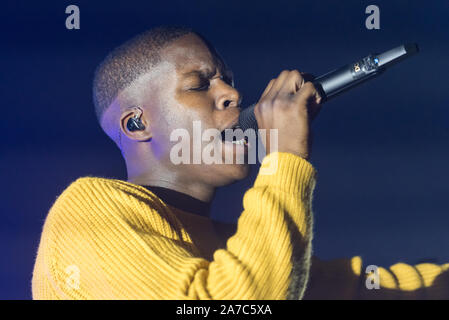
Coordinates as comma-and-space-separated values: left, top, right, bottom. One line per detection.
240, 43, 420, 156
254, 70, 322, 160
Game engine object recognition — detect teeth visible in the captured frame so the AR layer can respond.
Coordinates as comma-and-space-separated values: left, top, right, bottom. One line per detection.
231, 139, 247, 145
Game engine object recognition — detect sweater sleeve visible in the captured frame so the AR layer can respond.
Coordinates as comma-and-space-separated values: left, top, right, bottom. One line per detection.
32, 152, 317, 300
303, 256, 449, 299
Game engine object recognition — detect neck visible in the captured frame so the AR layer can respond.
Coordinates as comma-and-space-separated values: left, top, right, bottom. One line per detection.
131, 176, 215, 203
124, 146, 216, 202
127, 166, 215, 203
141, 185, 211, 217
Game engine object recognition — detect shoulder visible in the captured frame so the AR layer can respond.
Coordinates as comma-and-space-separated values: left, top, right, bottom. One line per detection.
45, 176, 175, 238
52, 176, 162, 213
47, 176, 119, 221
57, 176, 132, 199
37, 176, 172, 263
43, 177, 121, 237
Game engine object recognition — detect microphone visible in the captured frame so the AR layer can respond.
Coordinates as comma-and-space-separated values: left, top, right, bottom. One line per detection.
238, 43, 419, 131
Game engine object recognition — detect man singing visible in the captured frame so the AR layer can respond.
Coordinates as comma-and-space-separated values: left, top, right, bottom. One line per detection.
32, 26, 448, 299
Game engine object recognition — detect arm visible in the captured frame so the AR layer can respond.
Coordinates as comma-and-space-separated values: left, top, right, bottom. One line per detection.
32, 152, 317, 300
303, 256, 449, 299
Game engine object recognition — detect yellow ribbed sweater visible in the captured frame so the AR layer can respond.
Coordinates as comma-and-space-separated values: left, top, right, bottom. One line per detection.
32, 152, 449, 299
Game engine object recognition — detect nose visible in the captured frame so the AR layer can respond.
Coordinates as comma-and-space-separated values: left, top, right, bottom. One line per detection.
215, 83, 241, 111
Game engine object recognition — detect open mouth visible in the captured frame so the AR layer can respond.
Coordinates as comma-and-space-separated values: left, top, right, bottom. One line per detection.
220, 125, 248, 145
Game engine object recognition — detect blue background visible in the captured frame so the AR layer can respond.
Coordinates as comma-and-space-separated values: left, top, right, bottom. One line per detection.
1, 0, 448, 299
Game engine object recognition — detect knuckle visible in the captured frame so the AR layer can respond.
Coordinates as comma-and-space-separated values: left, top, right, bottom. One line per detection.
259, 99, 272, 110
289, 70, 304, 86
274, 97, 291, 110
272, 98, 283, 108
303, 81, 315, 90
287, 100, 297, 109
291, 69, 301, 78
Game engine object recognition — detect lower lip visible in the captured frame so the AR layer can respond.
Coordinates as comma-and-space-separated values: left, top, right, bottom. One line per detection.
222, 140, 249, 160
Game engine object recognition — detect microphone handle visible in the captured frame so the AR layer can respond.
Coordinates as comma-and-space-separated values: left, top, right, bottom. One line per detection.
239, 56, 384, 132
239, 43, 418, 132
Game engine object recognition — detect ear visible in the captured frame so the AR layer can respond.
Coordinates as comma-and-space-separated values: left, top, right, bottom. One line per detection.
119, 107, 152, 142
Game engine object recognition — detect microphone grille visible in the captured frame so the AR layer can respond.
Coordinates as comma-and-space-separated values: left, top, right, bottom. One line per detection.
238, 104, 258, 131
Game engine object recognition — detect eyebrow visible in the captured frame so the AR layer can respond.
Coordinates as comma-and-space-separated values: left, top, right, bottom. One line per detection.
182, 68, 217, 79
182, 68, 234, 86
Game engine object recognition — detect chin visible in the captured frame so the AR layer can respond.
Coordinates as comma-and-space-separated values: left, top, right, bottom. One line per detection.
230, 162, 250, 180
213, 163, 250, 187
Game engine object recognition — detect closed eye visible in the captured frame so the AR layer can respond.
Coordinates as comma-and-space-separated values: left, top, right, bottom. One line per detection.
189, 74, 233, 91
190, 82, 210, 91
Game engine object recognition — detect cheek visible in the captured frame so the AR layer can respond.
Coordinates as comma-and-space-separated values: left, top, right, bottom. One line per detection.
149, 89, 219, 160
147, 105, 195, 161
175, 88, 215, 114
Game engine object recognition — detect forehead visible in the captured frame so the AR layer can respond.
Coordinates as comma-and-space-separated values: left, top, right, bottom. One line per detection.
160, 33, 224, 74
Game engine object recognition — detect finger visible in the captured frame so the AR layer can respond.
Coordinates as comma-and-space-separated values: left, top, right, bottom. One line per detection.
309, 99, 323, 121
260, 79, 275, 100
278, 70, 304, 96
299, 73, 322, 119
295, 82, 323, 121
263, 70, 291, 99
293, 81, 322, 108
300, 72, 316, 83
294, 82, 321, 102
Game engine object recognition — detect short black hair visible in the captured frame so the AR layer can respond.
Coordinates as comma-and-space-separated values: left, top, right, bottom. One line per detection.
92, 25, 193, 123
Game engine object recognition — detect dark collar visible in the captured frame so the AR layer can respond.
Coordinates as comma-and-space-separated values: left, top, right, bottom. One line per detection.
142, 185, 211, 218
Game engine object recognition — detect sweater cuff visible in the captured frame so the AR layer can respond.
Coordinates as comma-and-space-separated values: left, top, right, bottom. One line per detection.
254, 152, 317, 194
